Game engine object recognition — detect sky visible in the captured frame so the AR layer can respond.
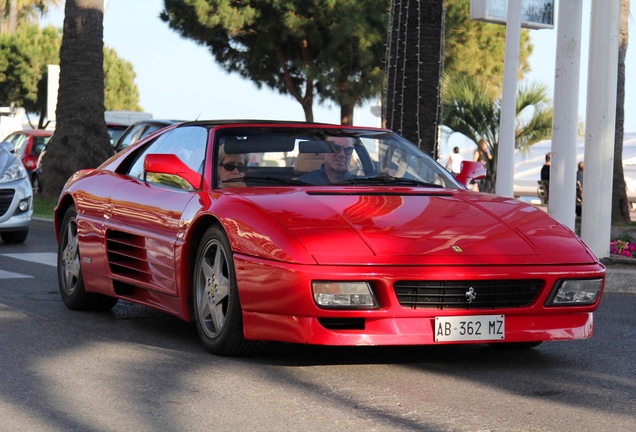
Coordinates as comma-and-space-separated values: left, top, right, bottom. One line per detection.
43, 0, 635, 139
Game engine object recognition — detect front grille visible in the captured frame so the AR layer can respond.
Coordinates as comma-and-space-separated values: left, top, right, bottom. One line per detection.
0, 189, 16, 217
394, 279, 544, 310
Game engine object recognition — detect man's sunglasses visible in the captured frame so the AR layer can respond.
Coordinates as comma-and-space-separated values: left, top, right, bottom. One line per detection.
220, 163, 248, 172
331, 144, 354, 155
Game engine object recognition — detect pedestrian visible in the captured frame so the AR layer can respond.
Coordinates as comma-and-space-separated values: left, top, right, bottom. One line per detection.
541, 152, 551, 181
445, 146, 463, 176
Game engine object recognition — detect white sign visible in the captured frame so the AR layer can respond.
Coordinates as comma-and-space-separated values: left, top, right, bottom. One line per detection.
471, 0, 554, 29
47, 64, 60, 122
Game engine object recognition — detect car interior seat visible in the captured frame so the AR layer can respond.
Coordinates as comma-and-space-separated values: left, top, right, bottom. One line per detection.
293, 152, 324, 175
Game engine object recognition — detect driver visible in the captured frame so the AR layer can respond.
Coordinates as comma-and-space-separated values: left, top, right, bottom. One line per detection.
297, 137, 355, 185
218, 144, 248, 188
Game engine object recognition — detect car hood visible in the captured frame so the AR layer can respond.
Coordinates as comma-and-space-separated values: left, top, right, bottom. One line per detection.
236, 188, 597, 266
0, 148, 17, 173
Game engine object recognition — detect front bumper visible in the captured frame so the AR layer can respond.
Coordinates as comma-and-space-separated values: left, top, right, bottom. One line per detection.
234, 254, 604, 346
0, 183, 33, 231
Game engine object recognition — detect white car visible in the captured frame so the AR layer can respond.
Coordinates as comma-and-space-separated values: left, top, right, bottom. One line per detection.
0, 146, 32, 243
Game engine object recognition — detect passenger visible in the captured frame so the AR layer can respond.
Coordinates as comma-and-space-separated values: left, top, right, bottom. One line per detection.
218, 144, 248, 188
297, 137, 355, 185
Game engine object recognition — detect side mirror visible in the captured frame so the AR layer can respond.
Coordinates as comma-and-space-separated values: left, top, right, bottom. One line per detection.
455, 161, 486, 188
144, 153, 202, 190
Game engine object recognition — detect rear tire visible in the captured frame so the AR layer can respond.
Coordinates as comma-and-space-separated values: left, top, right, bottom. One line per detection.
192, 225, 262, 356
57, 205, 118, 311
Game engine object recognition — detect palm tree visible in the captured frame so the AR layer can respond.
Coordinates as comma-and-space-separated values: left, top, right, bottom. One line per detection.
0, 0, 60, 33
384, 0, 444, 157
40, 0, 112, 199
611, 0, 630, 224
442, 74, 553, 193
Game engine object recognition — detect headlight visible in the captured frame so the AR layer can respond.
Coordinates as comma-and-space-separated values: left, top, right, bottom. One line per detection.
545, 279, 603, 306
16, 197, 31, 214
312, 281, 378, 309
0, 158, 28, 183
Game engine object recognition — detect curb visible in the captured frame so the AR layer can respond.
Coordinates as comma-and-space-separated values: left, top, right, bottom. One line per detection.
602, 256, 636, 294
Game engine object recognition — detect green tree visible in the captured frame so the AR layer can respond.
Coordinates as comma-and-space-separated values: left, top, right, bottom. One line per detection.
442, 74, 553, 193
160, 0, 388, 125
104, 47, 142, 111
0, 23, 59, 127
444, 0, 533, 98
40, 0, 112, 200
0, 24, 142, 127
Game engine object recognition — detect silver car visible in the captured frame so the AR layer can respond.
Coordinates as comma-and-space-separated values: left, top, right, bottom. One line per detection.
0, 146, 32, 243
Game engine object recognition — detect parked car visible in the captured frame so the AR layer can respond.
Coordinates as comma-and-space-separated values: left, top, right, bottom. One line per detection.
0, 146, 32, 243
107, 123, 128, 147
0, 129, 53, 193
112, 119, 181, 152
54, 120, 605, 356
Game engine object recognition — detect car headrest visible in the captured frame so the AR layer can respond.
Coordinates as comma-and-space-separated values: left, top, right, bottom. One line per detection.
293, 152, 324, 175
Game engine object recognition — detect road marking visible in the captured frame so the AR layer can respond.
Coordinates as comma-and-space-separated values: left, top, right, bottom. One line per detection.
0, 270, 32, 279
1, 252, 57, 267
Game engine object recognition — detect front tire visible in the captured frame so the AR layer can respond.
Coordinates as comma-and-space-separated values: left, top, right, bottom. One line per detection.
192, 225, 262, 356
57, 205, 118, 311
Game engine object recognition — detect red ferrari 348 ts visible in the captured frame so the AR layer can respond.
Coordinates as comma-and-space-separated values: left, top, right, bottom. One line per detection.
55, 120, 605, 355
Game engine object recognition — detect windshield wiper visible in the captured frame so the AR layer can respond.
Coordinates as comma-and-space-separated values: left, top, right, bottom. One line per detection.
330, 174, 443, 188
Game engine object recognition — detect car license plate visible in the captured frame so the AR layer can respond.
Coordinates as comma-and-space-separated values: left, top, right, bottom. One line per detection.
435, 315, 505, 342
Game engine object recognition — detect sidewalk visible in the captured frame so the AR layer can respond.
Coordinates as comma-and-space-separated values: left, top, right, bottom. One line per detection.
581, 208, 635, 294
604, 264, 636, 293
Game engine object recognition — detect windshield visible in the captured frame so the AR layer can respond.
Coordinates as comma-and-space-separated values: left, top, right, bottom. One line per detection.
214, 127, 461, 189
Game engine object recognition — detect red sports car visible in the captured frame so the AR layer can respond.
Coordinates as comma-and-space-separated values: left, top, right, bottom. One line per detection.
55, 120, 605, 355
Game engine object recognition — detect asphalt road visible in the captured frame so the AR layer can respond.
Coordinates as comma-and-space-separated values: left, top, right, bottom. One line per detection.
1, 219, 635, 432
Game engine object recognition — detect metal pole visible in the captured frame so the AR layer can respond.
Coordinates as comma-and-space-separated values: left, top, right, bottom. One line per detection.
548, 0, 583, 229
495, 0, 522, 197
581, 0, 620, 258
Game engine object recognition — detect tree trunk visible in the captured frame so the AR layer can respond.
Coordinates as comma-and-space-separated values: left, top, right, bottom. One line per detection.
384, 0, 444, 158
611, 0, 630, 225
41, 0, 113, 200
340, 103, 354, 126
8, 0, 17, 33
275, 45, 315, 123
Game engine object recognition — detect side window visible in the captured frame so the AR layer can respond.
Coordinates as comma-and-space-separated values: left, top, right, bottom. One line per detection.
32, 137, 50, 155
12, 134, 27, 155
151, 126, 208, 172
127, 133, 171, 180
127, 126, 208, 188
118, 124, 145, 150
138, 125, 160, 141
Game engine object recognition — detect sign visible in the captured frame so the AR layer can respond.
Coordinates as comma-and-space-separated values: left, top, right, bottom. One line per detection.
471, 0, 554, 29
47, 65, 60, 122
435, 315, 505, 342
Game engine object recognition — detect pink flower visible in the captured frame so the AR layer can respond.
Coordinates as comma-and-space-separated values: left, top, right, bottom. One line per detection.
609, 240, 636, 258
